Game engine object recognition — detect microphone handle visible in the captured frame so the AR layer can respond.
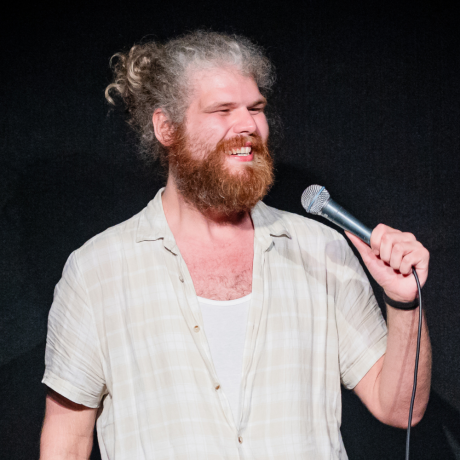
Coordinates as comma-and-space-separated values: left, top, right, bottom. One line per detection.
319, 199, 373, 245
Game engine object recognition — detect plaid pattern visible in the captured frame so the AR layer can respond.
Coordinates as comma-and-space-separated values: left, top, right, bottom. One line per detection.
43, 188, 387, 460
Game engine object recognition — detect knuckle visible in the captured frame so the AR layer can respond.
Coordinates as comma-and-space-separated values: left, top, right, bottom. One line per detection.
372, 224, 382, 237
403, 232, 416, 241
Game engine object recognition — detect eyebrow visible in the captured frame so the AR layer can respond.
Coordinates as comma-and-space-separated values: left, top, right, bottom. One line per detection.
204, 98, 267, 111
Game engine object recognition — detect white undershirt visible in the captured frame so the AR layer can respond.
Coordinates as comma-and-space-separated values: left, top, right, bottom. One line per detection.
197, 294, 251, 424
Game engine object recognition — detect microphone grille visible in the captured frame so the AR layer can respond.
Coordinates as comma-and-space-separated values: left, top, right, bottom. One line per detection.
301, 185, 330, 215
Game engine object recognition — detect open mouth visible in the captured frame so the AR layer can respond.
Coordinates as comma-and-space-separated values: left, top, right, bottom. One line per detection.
229, 147, 252, 156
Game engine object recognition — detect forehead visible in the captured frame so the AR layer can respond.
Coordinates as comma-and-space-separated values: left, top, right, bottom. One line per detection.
187, 66, 263, 107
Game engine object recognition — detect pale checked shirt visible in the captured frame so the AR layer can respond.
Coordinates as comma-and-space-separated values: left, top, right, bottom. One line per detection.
43, 188, 388, 460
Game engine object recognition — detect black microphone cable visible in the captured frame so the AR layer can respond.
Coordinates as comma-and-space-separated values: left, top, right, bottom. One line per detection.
405, 268, 423, 460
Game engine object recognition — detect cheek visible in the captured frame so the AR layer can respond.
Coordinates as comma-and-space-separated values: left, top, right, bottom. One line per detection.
192, 117, 230, 142
256, 115, 269, 141
187, 126, 228, 160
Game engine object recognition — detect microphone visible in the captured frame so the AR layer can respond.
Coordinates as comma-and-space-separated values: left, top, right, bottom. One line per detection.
301, 185, 373, 245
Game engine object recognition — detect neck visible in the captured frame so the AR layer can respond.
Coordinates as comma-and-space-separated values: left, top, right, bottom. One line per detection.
162, 176, 254, 242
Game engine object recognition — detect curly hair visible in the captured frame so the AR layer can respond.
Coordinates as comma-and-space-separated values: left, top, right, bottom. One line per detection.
105, 30, 276, 164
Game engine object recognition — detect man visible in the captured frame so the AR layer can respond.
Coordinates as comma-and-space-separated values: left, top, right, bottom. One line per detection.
40, 31, 431, 459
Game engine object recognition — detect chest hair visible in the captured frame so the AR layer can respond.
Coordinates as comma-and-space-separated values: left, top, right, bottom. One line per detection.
180, 242, 254, 301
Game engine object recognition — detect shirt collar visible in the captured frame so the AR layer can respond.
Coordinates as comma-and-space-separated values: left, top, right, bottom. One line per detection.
136, 188, 291, 253
136, 188, 179, 254
250, 201, 292, 251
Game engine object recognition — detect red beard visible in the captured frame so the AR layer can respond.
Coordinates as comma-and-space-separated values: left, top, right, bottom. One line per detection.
167, 128, 274, 215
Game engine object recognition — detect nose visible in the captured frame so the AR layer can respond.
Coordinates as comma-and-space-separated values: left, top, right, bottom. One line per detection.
232, 108, 257, 135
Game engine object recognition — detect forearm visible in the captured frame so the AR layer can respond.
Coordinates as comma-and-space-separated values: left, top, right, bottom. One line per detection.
376, 305, 431, 427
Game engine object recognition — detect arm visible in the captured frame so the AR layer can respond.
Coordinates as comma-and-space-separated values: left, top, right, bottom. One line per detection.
40, 389, 98, 460
347, 225, 432, 428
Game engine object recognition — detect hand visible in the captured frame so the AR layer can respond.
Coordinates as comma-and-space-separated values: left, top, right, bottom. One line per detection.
346, 224, 430, 302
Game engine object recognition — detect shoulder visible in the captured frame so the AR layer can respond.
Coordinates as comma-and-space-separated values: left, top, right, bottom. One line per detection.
257, 201, 354, 268
66, 203, 153, 277
80, 210, 142, 255
258, 201, 345, 243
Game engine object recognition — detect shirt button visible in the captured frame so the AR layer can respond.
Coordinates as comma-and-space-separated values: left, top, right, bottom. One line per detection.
238, 436, 243, 444
194, 325, 200, 333
215, 384, 220, 390
179, 275, 184, 283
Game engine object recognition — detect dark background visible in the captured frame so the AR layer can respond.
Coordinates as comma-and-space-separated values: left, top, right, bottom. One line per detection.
1, 0, 459, 458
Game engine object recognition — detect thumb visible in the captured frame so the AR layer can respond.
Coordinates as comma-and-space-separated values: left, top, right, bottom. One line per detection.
345, 231, 374, 264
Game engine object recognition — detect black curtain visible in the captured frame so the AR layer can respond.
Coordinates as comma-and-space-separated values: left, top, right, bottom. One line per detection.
1, 1, 459, 458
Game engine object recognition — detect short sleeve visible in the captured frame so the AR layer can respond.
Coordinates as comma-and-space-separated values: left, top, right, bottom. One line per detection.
328, 237, 388, 390
42, 251, 106, 408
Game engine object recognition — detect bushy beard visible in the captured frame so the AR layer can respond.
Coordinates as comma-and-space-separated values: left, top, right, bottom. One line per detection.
167, 127, 274, 215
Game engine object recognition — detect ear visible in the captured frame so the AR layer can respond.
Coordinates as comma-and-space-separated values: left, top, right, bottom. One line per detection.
152, 109, 175, 146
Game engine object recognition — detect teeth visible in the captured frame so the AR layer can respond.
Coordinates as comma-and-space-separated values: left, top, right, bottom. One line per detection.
230, 147, 252, 156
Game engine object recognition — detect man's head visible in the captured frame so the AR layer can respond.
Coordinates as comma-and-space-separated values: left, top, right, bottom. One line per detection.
106, 31, 276, 213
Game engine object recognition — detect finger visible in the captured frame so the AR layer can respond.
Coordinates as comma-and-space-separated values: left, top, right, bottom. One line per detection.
370, 224, 397, 256
387, 240, 419, 273
377, 228, 402, 262
345, 231, 374, 264
369, 224, 385, 256
400, 253, 418, 275
399, 245, 430, 277
388, 242, 405, 271
394, 246, 422, 275
378, 231, 417, 264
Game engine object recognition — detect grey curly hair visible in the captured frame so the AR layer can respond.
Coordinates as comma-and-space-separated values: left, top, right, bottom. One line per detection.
105, 30, 276, 163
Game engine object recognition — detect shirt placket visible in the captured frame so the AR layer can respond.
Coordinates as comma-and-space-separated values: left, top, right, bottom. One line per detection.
161, 234, 239, 433
236, 228, 274, 455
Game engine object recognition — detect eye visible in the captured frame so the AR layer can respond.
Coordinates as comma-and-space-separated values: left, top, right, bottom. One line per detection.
249, 107, 264, 114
